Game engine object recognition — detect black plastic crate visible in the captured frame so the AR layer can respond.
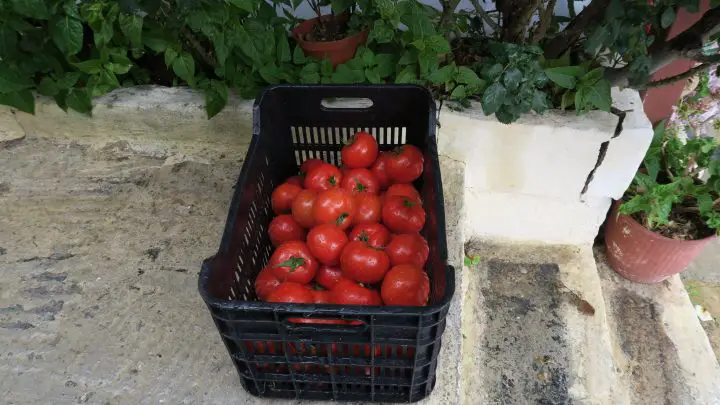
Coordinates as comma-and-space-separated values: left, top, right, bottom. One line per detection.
198, 85, 455, 403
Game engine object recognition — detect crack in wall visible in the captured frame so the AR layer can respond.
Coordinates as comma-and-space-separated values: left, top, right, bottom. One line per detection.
580, 108, 627, 199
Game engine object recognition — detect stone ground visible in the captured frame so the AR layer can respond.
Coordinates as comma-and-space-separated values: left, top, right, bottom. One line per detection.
682, 239, 720, 363
2, 133, 719, 404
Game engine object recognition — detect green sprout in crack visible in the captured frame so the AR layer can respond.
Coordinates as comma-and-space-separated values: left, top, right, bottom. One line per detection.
464, 255, 481, 268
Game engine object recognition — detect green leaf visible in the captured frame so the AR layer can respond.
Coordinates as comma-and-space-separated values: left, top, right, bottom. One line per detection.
0, 65, 34, 94
561, 90, 575, 110
119, 14, 143, 46
395, 66, 417, 84
73, 59, 103, 74
424, 36, 450, 53
0, 90, 34, 114
418, 52, 437, 77
427, 65, 455, 85
575, 86, 588, 113
365, 68, 382, 84
450, 85, 467, 100
361, 48, 375, 67
532, 90, 550, 114
143, 33, 169, 52
398, 51, 416, 66
331, 0, 355, 14
56, 72, 81, 89
94, 21, 114, 47
259, 64, 281, 84
375, 54, 394, 78
581, 67, 605, 85
172, 53, 195, 85
299, 63, 320, 84
37, 77, 59, 97
276, 32, 291, 63
66, 88, 93, 115
205, 80, 229, 118
293, 45, 306, 64
503, 67, 523, 91
368, 20, 395, 44
321, 58, 333, 77
333, 64, 365, 83
586, 79, 612, 112
51, 15, 83, 55
543, 52, 571, 69
661, 7, 676, 29
481, 63, 504, 82
233, 25, 263, 65
481, 82, 507, 116
228, 0, 256, 13
544, 66, 583, 89
214, 34, 229, 69
0, 27, 17, 58
456, 67, 483, 86
585, 26, 609, 53
10, 0, 49, 19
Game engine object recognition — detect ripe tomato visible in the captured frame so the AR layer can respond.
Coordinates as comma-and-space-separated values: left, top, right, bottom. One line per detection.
311, 288, 331, 304
315, 265, 348, 289
268, 215, 306, 247
339, 241, 390, 284
353, 193, 382, 225
271, 183, 302, 215
330, 279, 383, 306
313, 188, 356, 230
349, 223, 390, 249
340, 168, 380, 195
269, 241, 318, 284
386, 233, 429, 268
299, 159, 323, 177
342, 131, 378, 169
306, 224, 349, 265
387, 145, 424, 183
381, 265, 430, 306
255, 267, 281, 300
267, 281, 314, 303
285, 175, 303, 187
370, 151, 393, 190
382, 195, 426, 234
385, 183, 421, 203
291, 189, 317, 229
304, 163, 342, 192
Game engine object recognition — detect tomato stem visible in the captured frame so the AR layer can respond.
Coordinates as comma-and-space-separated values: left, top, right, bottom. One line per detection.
358, 232, 369, 242
335, 212, 349, 226
354, 181, 366, 192
328, 176, 336, 186
274, 256, 306, 271
403, 199, 416, 208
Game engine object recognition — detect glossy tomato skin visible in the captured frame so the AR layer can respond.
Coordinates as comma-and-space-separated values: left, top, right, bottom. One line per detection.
381, 265, 430, 306
267, 281, 315, 303
311, 288, 331, 304
291, 189, 317, 229
255, 267, 281, 300
300, 159, 323, 177
312, 188, 356, 230
339, 241, 390, 284
271, 183, 303, 215
342, 132, 379, 169
387, 145, 424, 183
315, 265, 348, 289
269, 241, 318, 284
385, 183, 421, 203
330, 279, 383, 306
340, 168, 380, 195
304, 163, 342, 192
349, 223, 391, 249
353, 193, 382, 225
268, 215, 306, 247
382, 195, 426, 234
285, 175, 303, 187
386, 233, 429, 268
306, 224, 349, 265
370, 152, 393, 190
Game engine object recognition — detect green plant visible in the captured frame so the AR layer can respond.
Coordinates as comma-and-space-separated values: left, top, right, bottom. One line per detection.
464, 254, 481, 267
620, 122, 720, 239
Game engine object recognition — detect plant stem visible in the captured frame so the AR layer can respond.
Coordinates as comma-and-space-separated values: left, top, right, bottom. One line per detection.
181, 27, 216, 70
544, 0, 611, 58
468, 0, 501, 33
567, 0, 576, 18
638, 63, 708, 89
440, 0, 462, 41
498, 0, 542, 43
532, 0, 558, 45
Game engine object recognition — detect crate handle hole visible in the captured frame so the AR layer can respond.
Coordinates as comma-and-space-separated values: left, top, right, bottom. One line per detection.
320, 98, 373, 110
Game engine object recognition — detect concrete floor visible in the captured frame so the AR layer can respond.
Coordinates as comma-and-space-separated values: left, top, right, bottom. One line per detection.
682, 238, 720, 363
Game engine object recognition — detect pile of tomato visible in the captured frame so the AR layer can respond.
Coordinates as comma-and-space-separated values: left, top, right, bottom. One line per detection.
255, 131, 431, 310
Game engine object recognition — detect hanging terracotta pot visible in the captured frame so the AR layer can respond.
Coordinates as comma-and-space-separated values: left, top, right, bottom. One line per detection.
604, 202, 715, 283
292, 14, 368, 67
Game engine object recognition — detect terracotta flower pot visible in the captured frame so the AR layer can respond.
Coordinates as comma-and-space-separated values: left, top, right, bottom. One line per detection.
292, 15, 368, 67
604, 202, 715, 283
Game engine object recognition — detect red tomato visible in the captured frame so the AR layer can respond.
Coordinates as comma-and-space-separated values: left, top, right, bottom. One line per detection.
382, 195, 426, 234
285, 175, 303, 186
349, 223, 391, 249
353, 193, 382, 225
255, 267, 281, 300
306, 224, 349, 265
387, 145, 424, 183
385, 183, 421, 203
311, 288, 331, 304
268, 215, 306, 247
386, 233, 429, 268
315, 265, 348, 289
304, 163, 342, 192
339, 241, 390, 284
330, 279, 383, 306
271, 183, 302, 215
381, 265, 430, 306
341, 132, 379, 169
312, 188, 356, 230
299, 159, 323, 177
291, 189, 317, 229
370, 152, 393, 190
340, 168, 380, 195
267, 281, 315, 303
269, 241, 318, 284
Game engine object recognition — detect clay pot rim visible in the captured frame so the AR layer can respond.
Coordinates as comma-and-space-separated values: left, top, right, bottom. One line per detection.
291, 15, 369, 50
611, 200, 717, 244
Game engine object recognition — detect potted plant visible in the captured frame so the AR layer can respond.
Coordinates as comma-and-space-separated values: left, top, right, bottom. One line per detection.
605, 122, 720, 283
291, 0, 369, 67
